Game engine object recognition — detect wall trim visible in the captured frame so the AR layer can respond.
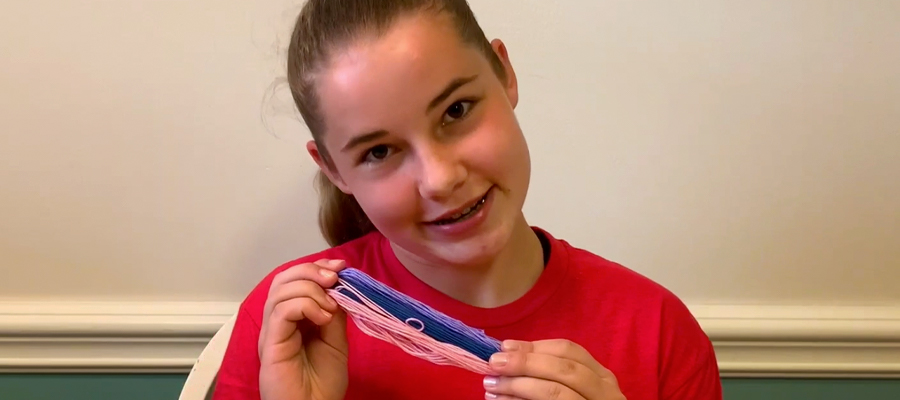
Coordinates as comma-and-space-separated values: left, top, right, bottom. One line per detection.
691, 304, 900, 378
0, 301, 236, 374
2, 301, 900, 377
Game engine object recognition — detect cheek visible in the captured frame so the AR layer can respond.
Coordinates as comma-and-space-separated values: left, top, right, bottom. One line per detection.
465, 109, 529, 181
352, 177, 419, 228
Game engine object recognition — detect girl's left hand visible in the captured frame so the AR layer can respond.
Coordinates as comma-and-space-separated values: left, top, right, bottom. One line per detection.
483, 339, 627, 400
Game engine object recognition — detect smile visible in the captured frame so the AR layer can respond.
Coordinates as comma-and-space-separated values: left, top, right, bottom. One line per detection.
429, 190, 491, 226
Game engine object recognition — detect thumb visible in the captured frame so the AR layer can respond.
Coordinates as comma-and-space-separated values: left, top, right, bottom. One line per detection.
320, 306, 349, 356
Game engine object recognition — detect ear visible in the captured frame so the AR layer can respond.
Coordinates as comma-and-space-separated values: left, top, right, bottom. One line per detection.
491, 39, 518, 108
307, 140, 352, 194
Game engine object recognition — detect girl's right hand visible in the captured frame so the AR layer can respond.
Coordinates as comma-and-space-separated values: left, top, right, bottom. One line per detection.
258, 259, 349, 400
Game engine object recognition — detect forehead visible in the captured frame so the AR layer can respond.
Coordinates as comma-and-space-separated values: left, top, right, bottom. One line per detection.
315, 13, 487, 142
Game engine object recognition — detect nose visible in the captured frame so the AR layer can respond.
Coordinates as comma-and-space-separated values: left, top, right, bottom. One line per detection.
416, 143, 467, 200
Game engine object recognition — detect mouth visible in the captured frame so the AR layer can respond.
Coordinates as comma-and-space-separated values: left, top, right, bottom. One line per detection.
427, 188, 492, 226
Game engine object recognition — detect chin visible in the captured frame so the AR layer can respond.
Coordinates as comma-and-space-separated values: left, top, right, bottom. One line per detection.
426, 217, 516, 268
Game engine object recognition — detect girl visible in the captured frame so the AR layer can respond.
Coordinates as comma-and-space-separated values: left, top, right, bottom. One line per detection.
213, 1, 722, 399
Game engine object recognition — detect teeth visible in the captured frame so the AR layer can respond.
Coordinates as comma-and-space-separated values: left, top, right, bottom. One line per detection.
459, 205, 476, 217
437, 196, 486, 224
449, 206, 471, 221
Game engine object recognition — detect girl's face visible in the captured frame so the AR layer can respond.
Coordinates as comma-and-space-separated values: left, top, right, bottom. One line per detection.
308, 13, 530, 267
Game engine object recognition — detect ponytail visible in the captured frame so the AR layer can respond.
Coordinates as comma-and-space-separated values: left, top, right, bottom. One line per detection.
315, 170, 377, 247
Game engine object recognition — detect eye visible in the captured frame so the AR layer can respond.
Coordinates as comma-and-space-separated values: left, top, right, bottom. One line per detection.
441, 100, 474, 125
362, 144, 393, 164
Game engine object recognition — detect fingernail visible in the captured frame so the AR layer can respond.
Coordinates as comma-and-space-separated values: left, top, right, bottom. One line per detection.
483, 376, 498, 388
485, 393, 498, 399
329, 259, 345, 267
490, 353, 508, 367
319, 268, 336, 279
321, 309, 332, 318
502, 340, 519, 351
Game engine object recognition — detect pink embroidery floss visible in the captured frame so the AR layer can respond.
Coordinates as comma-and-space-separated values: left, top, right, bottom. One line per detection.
327, 268, 502, 375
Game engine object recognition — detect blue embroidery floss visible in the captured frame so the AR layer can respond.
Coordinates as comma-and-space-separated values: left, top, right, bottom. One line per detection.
327, 267, 502, 374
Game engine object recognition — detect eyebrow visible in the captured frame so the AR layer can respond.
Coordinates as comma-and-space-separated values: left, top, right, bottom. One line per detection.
426, 74, 479, 113
341, 129, 388, 152
341, 74, 479, 153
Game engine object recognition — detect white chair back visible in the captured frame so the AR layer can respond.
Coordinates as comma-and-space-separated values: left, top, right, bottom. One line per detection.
178, 313, 237, 400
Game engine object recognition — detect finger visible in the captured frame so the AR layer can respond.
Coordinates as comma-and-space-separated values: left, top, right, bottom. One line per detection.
484, 375, 583, 400
264, 279, 339, 322
261, 297, 334, 349
489, 351, 599, 399
484, 394, 524, 400
270, 260, 346, 291
503, 339, 611, 378
263, 261, 344, 325
312, 258, 349, 277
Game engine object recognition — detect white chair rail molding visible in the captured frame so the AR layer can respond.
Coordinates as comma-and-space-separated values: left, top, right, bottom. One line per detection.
2, 302, 900, 378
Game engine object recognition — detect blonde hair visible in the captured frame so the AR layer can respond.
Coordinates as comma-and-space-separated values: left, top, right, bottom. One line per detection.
288, 0, 506, 246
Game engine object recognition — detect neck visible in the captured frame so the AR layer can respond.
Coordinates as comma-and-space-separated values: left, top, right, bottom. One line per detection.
392, 215, 545, 308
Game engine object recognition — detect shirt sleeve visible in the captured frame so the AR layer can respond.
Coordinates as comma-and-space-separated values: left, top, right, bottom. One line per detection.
210, 305, 263, 400
664, 344, 722, 399
657, 293, 723, 400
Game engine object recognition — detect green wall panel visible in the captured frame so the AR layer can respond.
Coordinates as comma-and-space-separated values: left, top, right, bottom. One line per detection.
1, 375, 899, 400
0, 374, 186, 400
724, 378, 900, 400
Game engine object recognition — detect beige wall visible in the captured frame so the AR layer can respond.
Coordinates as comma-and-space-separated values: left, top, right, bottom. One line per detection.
2, 0, 898, 306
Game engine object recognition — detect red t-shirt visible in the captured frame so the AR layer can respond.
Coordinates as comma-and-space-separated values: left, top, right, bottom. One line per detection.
212, 228, 722, 400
